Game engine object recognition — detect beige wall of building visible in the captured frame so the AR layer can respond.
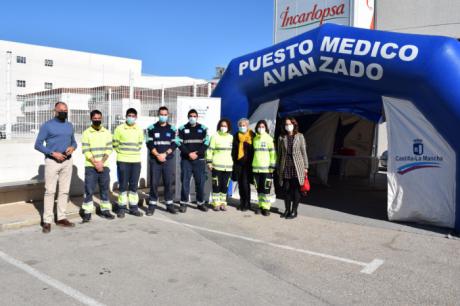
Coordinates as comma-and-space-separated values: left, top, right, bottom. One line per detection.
375, 0, 460, 38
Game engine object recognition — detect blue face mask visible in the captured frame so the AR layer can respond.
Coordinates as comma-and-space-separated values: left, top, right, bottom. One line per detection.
159, 115, 168, 123
239, 126, 247, 133
126, 117, 136, 125
189, 117, 197, 125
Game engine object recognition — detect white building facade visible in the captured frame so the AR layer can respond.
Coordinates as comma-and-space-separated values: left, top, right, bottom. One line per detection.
0, 40, 208, 138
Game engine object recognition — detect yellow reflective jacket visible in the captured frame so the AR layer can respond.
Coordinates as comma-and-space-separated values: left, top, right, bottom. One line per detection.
81, 126, 113, 167
206, 131, 233, 171
252, 133, 277, 173
113, 123, 144, 163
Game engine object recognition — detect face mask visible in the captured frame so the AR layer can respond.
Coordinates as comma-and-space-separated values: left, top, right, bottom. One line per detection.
159, 115, 168, 123
239, 126, 247, 133
257, 127, 266, 134
126, 117, 136, 125
220, 126, 228, 133
285, 124, 294, 132
57, 112, 67, 122
92, 120, 102, 128
189, 117, 197, 125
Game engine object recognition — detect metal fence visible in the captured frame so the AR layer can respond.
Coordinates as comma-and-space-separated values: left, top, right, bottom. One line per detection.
0, 83, 211, 139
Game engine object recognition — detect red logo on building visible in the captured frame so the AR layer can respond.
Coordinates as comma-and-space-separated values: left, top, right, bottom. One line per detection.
280, 3, 346, 29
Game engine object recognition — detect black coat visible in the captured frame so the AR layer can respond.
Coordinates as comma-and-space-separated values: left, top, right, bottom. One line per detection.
231, 131, 255, 181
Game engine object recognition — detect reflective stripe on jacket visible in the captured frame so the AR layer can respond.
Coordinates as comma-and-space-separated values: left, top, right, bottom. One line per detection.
252, 133, 277, 173
113, 123, 144, 163
81, 126, 112, 167
206, 132, 233, 171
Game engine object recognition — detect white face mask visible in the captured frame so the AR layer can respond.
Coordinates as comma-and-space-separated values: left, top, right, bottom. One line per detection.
285, 124, 294, 132
220, 126, 228, 133
257, 127, 266, 134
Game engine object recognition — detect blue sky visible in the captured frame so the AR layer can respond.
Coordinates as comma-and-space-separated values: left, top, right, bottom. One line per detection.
0, 0, 273, 80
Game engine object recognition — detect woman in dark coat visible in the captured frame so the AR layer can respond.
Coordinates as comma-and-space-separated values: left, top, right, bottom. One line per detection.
277, 117, 309, 219
232, 118, 255, 211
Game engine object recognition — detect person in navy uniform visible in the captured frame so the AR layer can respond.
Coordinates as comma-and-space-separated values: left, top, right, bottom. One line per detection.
146, 106, 177, 215
177, 109, 210, 213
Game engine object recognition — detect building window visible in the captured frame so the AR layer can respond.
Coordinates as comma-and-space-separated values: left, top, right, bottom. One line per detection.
45, 59, 53, 67
44, 82, 53, 90
17, 80, 26, 87
16, 56, 26, 64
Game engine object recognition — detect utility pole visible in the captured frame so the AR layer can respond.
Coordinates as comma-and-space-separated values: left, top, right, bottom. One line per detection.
5, 51, 12, 139
108, 88, 112, 132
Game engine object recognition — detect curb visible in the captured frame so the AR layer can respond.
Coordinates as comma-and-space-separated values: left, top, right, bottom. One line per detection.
0, 211, 81, 232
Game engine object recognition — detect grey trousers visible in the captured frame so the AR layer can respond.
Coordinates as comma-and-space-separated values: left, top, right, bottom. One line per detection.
43, 158, 73, 223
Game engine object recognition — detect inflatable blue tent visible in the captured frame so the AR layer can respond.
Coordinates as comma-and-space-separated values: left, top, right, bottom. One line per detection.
212, 24, 460, 231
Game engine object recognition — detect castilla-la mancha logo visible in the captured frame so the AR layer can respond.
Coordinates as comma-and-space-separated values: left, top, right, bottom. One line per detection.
396, 139, 443, 175
413, 138, 423, 155
279, 3, 347, 30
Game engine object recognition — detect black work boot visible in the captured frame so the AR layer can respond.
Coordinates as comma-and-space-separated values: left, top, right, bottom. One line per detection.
101, 210, 115, 220
117, 207, 126, 218
179, 203, 187, 213
261, 208, 270, 216
79, 208, 91, 223
197, 203, 208, 212
167, 204, 178, 214
82, 213, 91, 223
146, 204, 156, 216
129, 206, 143, 217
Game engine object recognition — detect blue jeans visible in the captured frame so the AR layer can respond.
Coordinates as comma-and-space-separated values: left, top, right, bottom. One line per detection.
84, 167, 110, 210
117, 162, 141, 193
180, 159, 206, 204
149, 158, 174, 204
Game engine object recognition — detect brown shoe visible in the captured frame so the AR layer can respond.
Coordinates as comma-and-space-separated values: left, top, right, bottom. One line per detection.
42, 223, 51, 234
56, 219, 75, 227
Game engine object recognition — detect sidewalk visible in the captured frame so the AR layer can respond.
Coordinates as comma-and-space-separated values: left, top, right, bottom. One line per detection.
0, 199, 82, 231
0, 189, 153, 231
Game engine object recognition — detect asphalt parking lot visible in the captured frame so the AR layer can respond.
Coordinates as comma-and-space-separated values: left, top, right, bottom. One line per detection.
0, 196, 459, 306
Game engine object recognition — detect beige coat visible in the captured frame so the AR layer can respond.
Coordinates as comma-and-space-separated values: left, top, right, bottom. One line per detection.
277, 133, 309, 186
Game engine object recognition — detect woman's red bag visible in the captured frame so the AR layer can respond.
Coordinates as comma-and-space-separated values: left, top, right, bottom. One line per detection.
300, 175, 310, 193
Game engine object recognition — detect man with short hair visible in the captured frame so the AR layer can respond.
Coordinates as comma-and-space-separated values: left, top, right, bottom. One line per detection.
177, 109, 210, 212
80, 110, 115, 222
35, 101, 77, 233
113, 108, 144, 218
146, 106, 177, 215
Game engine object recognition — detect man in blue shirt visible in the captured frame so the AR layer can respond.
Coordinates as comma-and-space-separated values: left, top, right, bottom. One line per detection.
34, 102, 77, 233
146, 106, 177, 215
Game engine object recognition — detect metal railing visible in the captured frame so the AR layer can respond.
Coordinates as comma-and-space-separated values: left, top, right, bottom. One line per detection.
1, 83, 211, 139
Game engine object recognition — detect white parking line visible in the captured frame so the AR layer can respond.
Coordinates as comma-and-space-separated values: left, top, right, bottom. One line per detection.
0, 250, 105, 306
152, 216, 384, 275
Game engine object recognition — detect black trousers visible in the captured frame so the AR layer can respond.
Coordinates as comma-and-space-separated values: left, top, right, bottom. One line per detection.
235, 164, 251, 209
211, 169, 231, 205
283, 178, 301, 212
254, 172, 273, 210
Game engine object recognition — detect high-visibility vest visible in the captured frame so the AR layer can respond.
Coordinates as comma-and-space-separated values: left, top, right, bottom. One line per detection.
252, 133, 277, 173
113, 123, 144, 163
81, 126, 113, 167
206, 131, 233, 171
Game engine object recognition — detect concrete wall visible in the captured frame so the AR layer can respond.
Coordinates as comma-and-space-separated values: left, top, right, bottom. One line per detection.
375, 0, 460, 38
0, 137, 149, 202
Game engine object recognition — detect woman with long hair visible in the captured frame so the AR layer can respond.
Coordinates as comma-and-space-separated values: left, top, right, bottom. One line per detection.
277, 117, 309, 219
206, 118, 233, 211
252, 120, 277, 216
